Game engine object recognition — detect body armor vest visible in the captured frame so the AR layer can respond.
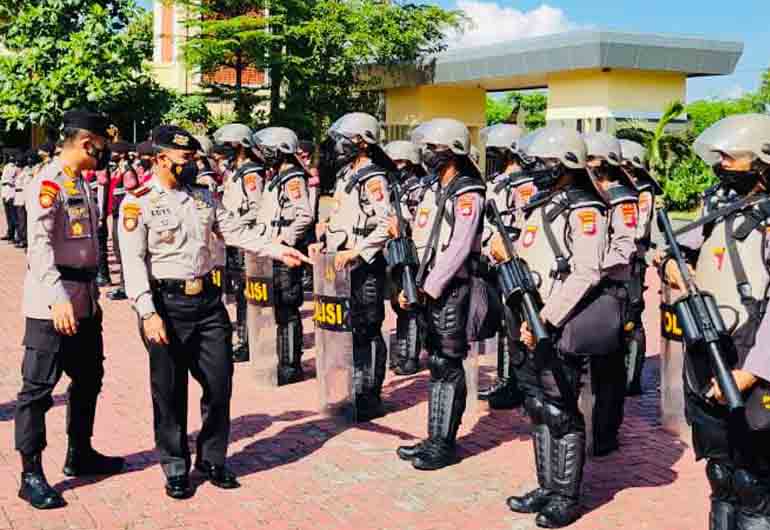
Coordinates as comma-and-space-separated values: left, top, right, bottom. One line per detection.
254, 166, 306, 242
326, 163, 387, 252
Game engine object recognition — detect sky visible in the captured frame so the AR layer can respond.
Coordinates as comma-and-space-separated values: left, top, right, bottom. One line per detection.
139, 0, 769, 102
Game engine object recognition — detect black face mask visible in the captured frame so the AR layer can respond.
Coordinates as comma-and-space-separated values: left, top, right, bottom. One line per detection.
422, 148, 454, 175
715, 166, 762, 196
257, 145, 282, 169
531, 164, 563, 192
87, 145, 111, 171
332, 135, 360, 167
171, 160, 198, 182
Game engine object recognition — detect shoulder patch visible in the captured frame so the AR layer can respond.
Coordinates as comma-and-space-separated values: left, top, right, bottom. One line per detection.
130, 185, 150, 198
457, 193, 476, 217
621, 203, 637, 228
39, 180, 60, 208
122, 202, 142, 232
577, 210, 597, 236
244, 172, 258, 192
366, 178, 384, 202
287, 178, 303, 200
517, 183, 535, 204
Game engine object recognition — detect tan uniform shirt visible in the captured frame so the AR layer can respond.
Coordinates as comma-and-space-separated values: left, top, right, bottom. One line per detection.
14, 166, 32, 207
253, 165, 312, 247
1, 163, 18, 201
603, 183, 639, 281
222, 162, 263, 222
118, 176, 289, 317
323, 160, 391, 263
482, 172, 536, 256
23, 158, 101, 320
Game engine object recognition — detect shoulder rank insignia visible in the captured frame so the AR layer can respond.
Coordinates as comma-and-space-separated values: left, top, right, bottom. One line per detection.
578, 210, 597, 235
457, 193, 475, 217
130, 186, 150, 198
39, 180, 61, 209
122, 203, 141, 232
287, 178, 302, 200
366, 178, 384, 202
621, 203, 637, 228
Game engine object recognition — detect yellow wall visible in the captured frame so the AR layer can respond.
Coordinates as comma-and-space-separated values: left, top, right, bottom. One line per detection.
546, 69, 686, 119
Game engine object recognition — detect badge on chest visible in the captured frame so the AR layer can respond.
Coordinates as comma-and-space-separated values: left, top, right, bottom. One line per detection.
417, 208, 430, 228
522, 226, 538, 248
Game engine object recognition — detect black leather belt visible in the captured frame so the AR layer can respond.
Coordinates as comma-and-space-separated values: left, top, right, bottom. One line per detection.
353, 226, 375, 237
270, 219, 292, 227
57, 266, 98, 283
152, 272, 220, 296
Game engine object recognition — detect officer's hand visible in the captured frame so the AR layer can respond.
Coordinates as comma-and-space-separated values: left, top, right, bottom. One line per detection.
520, 321, 535, 350
334, 249, 359, 271
708, 370, 757, 404
143, 314, 168, 345
52, 302, 78, 336
387, 216, 399, 238
308, 242, 325, 260
662, 259, 693, 291
490, 233, 509, 264
315, 222, 328, 240
279, 246, 311, 268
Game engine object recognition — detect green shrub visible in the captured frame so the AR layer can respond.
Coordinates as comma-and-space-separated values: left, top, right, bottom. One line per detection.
661, 155, 716, 211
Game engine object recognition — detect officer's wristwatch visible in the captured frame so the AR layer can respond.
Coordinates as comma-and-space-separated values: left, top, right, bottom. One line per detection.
141, 311, 157, 321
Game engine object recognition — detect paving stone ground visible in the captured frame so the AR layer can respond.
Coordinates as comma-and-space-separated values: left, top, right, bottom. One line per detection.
0, 217, 709, 530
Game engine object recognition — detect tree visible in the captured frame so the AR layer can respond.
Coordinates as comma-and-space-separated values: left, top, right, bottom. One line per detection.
485, 91, 546, 129
162, 94, 213, 135
0, 0, 158, 132
485, 96, 513, 125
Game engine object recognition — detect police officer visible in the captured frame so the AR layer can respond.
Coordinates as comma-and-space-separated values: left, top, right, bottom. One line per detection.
657, 114, 770, 530
492, 127, 621, 528
13, 151, 36, 249
619, 140, 661, 396
212, 124, 263, 362
479, 123, 529, 410
394, 118, 486, 470
251, 127, 313, 384
119, 125, 308, 499
106, 142, 139, 300
15, 111, 124, 510
1, 154, 19, 242
311, 112, 393, 421
584, 132, 638, 457
383, 140, 427, 375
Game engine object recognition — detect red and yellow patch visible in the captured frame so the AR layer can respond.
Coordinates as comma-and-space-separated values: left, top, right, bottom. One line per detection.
578, 211, 597, 236
287, 178, 302, 200
518, 184, 535, 205
638, 193, 651, 214
122, 203, 141, 232
417, 208, 430, 228
522, 225, 538, 248
621, 203, 637, 228
39, 180, 60, 209
712, 246, 726, 271
457, 193, 475, 217
366, 178, 384, 202
130, 186, 150, 198
245, 173, 258, 192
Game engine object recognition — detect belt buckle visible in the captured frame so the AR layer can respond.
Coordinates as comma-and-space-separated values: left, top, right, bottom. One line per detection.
184, 278, 203, 296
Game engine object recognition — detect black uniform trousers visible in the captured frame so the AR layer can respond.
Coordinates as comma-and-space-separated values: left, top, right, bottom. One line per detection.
3, 198, 16, 239
15, 205, 26, 245
15, 316, 105, 455
141, 286, 233, 478
111, 214, 124, 285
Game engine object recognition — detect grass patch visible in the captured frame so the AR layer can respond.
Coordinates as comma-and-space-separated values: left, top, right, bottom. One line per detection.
669, 209, 699, 222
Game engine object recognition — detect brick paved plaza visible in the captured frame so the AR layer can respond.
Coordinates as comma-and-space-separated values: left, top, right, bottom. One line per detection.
0, 221, 709, 530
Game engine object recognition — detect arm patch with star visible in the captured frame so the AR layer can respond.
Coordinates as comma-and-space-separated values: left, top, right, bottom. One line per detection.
39, 180, 60, 208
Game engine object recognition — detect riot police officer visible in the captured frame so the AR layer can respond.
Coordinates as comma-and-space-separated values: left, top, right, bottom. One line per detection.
212, 124, 263, 362
1, 154, 19, 242
479, 123, 529, 410
251, 127, 313, 384
15, 111, 124, 510
492, 127, 622, 528
619, 140, 661, 396
383, 140, 427, 375
311, 112, 393, 421
394, 118, 486, 470
584, 132, 638, 456
119, 125, 307, 500
658, 114, 770, 530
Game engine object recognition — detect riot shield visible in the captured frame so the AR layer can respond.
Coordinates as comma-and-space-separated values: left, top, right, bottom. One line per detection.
464, 340, 482, 425
245, 253, 278, 387
660, 283, 689, 437
313, 253, 356, 422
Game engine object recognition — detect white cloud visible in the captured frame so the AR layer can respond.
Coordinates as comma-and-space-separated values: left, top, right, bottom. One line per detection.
447, 1, 583, 49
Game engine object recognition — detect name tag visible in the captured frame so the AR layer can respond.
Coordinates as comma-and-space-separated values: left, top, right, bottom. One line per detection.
660, 304, 683, 342
245, 276, 273, 307
313, 295, 351, 332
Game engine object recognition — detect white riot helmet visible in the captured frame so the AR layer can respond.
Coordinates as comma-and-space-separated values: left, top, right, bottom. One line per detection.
328, 112, 381, 145
194, 135, 213, 157
251, 126, 303, 169
324, 112, 394, 171
584, 133, 622, 166
212, 123, 253, 148
384, 140, 421, 166
481, 123, 524, 153
522, 126, 594, 195
694, 114, 770, 195
619, 139, 662, 195
410, 118, 480, 179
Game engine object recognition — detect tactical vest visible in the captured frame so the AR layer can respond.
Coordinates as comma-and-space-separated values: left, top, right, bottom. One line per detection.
518, 187, 606, 298
413, 175, 485, 276
695, 204, 770, 356
491, 171, 536, 224
255, 166, 306, 241
326, 163, 387, 252
604, 183, 638, 278
223, 162, 263, 214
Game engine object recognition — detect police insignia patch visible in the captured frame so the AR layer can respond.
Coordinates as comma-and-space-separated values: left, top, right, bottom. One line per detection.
457, 194, 474, 216
417, 208, 430, 228
123, 203, 141, 232
621, 203, 637, 228
39, 180, 60, 208
288, 178, 302, 200
523, 226, 537, 247
578, 211, 597, 235
245, 173, 258, 192
366, 179, 384, 202
712, 247, 726, 271
70, 222, 84, 237
518, 184, 535, 204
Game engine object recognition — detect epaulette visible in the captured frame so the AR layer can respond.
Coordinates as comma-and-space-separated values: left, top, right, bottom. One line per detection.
270, 166, 306, 192
233, 162, 263, 181
129, 185, 150, 198
448, 175, 485, 199
565, 187, 606, 211
344, 163, 387, 194
606, 183, 638, 206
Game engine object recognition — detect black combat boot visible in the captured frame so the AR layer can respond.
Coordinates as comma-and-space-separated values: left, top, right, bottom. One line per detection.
412, 356, 466, 471
734, 469, 770, 530
106, 270, 127, 300
356, 334, 387, 422
535, 432, 584, 528
392, 312, 421, 375
62, 438, 125, 477
232, 289, 249, 363
277, 320, 304, 385
508, 425, 555, 513
18, 452, 66, 510
479, 335, 524, 409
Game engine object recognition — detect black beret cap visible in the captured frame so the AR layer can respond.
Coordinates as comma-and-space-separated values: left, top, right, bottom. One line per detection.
62, 110, 110, 138
152, 125, 200, 152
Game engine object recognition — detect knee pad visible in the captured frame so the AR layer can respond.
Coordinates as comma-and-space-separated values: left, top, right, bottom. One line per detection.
428, 303, 469, 358
707, 460, 736, 502
275, 304, 301, 326
274, 263, 303, 307
524, 396, 546, 425
543, 401, 578, 439
428, 354, 464, 383
734, 469, 770, 515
